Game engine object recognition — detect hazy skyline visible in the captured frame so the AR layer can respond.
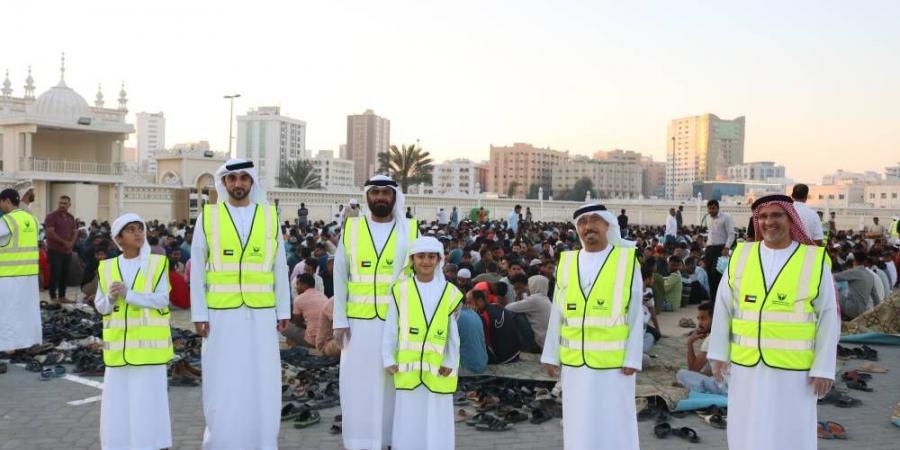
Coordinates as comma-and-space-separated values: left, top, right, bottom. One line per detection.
4, 0, 899, 184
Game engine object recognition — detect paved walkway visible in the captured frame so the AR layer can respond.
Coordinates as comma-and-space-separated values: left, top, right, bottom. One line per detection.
2, 305, 899, 449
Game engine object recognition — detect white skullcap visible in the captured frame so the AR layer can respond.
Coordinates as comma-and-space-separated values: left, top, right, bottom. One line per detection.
457, 268, 472, 279
409, 236, 444, 255
111, 213, 152, 274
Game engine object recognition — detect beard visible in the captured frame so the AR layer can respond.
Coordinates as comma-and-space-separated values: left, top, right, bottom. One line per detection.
369, 198, 395, 217
228, 187, 249, 201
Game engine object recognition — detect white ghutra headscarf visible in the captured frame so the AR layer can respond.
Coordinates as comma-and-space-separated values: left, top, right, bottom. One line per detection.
214, 158, 268, 204
363, 174, 412, 242
111, 213, 152, 275
408, 236, 446, 284
572, 203, 635, 248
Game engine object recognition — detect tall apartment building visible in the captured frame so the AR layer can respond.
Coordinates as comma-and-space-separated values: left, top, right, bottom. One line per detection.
429, 158, 489, 195
727, 161, 785, 181
885, 163, 900, 182
489, 143, 568, 198
594, 149, 665, 198
307, 150, 355, 191
666, 114, 745, 199
345, 109, 390, 186
136, 111, 165, 174
551, 155, 643, 200
236, 106, 307, 189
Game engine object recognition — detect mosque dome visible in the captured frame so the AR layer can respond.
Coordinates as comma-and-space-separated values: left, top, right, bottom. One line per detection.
30, 79, 92, 120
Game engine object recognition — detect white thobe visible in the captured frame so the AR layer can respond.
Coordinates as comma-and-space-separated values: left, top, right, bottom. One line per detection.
191, 204, 291, 450
334, 218, 412, 450
95, 255, 172, 450
0, 219, 42, 352
708, 241, 839, 450
541, 246, 645, 450
382, 277, 460, 450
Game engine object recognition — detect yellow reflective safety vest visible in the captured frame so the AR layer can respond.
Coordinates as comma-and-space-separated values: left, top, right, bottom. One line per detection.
890, 218, 899, 240
728, 241, 828, 370
342, 216, 418, 320
98, 254, 173, 367
202, 203, 279, 309
554, 247, 636, 369
391, 277, 463, 394
822, 221, 831, 246
0, 209, 40, 277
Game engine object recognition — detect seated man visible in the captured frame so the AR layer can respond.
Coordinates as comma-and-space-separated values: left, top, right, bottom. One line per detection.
641, 266, 661, 352
674, 302, 726, 395
459, 290, 489, 375
288, 273, 328, 347
653, 255, 684, 311
834, 252, 879, 319
505, 274, 551, 352
467, 288, 522, 364
314, 298, 340, 357
680, 256, 710, 306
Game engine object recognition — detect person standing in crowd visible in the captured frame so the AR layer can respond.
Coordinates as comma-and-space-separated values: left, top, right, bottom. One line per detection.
542, 204, 644, 450
617, 209, 628, 238
676, 204, 684, 230
0, 189, 42, 352
45, 195, 78, 303
708, 194, 838, 450
190, 159, 291, 449
525, 206, 533, 223
790, 184, 825, 246
664, 207, 678, 248
865, 217, 887, 239
508, 204, 522, 236
297, 202, 309, 231
383, 236, 462, 450
450, 206, 459, 228
702, 199, 735, 300
334, 174, 418, 450
95, 213, 173, 450
437, 208, 448, 227
15, 179, 35, 212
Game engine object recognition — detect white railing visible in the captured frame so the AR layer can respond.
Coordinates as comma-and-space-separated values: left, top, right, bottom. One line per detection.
19, 157, 125, 176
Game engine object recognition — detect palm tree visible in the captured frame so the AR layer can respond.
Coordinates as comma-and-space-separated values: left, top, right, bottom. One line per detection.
377, 144, 434, 193
278, 160, 322, 189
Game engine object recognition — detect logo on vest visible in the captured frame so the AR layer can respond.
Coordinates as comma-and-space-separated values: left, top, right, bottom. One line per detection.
361, 261, 372, 268
591, 298, 609, 310
434, 328, 447, 341
744, 294, 757, 303
386, 259, 394, 266
409, 327, 420, 335
24, 220, 32, 230
250, 246, 262, 256
772, 293, 790, 306
223, 249, 234, 256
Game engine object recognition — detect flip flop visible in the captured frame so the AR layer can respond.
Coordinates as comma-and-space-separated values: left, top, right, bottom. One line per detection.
699, 413, 727, 429
329, 424, 342, 435
823, 421, 846, 439
845, 379, 873, 392
453, 391, 469, 405
455, 409, 470, 423
841, 370, 872, 382
53, 365, 66, 378
281, 402, 304, 421
475, 417, 513, 432
672, 426, 701, 443
504, 409, 529, 423
466, 412, 496, 427
834, 395, 863, 408
654, 422, 672, 439
40, 367, 53, 381
817, 422, 834, 440
530, 408, 552, 425
293, 408, 321, 428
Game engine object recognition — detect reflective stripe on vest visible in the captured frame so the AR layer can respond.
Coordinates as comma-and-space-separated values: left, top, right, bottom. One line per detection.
554, 247, 635, 369
727, 242, 825, 370
343, 216, 418, 320
203, 203, 278, 309
890, 219, 899, 238
392, 278, 462, 394
0, 209, 39, 277
98, 254, 173, 367
822, 221, 830, 245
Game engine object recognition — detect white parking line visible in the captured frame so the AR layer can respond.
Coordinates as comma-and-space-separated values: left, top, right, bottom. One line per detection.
15, 363, 104, 406
68, 395, 102, 406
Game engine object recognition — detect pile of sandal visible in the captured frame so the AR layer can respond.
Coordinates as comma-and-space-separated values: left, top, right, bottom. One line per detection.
818, 387, 862, 408
836, 344, 878, 361
653, 409, 701, 444
452, 377, 560, 432
280, 360, 340, 431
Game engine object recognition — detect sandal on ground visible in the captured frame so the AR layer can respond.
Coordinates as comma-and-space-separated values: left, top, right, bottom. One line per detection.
40, 367, 53, 381
504, 410, 529, 423
453, 391, 469, 406
672, 426, 701, 443
281, 402, 304, 421
334, 414, 342, 423
817, 422, 834, 440
844, 379, 873, 392
329, 424, 342, 435
891, 402, 900, 428
822, 421, 847, 439
475, 417, 513, 432
0, 362, 7, 375
841, 370, 872, 382
834, 395, 863, 408
654, 422, 672, 439
293, 408, 321, 428
530, 408, 552, 425
698, 413, 726, 429
678, 318, 696, 328
466, 412, 496, 427
455, 409, 470, 423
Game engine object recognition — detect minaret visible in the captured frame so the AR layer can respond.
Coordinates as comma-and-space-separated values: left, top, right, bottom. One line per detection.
117, 82, 128, 111
95, 84, 105, 108
2, 70, 11, 98
24, 66, 35, 99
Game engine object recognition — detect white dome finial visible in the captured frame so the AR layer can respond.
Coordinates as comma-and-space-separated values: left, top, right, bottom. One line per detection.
117, 81, 128, 111
95, 83, 105, 108
2, 70, 11, 98
60, 52, 66, 82
24, 65, 35, 99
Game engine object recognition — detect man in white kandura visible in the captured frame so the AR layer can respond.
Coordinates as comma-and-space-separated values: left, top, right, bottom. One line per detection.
708, 194, 839, 450
541, 203, 645, 450
383, 236, 462, 450
95, 213, 172, 450
191, 159, 291, 450
334, 174, 418, 450
0, 188, 42, 352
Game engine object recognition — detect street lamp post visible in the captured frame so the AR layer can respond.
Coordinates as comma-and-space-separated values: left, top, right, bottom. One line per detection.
538, 186, 544, 221
224, 94, 241, 156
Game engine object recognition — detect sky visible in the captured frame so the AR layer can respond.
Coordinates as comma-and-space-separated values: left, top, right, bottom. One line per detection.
4, 0, 899, 184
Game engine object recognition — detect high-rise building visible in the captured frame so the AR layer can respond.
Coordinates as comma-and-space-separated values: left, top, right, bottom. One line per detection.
666, 114, 745, 199
307, 150, 355, 191
428, 158, 489, 195
136, 111, 165, 174
726, 161, 785, 181
551, 155, 643, 200
236, 106, 307, 189
345, 109, 390, 186
883, 163, 900, 181
489, 143, 568, 198
594, 149, 665, 198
